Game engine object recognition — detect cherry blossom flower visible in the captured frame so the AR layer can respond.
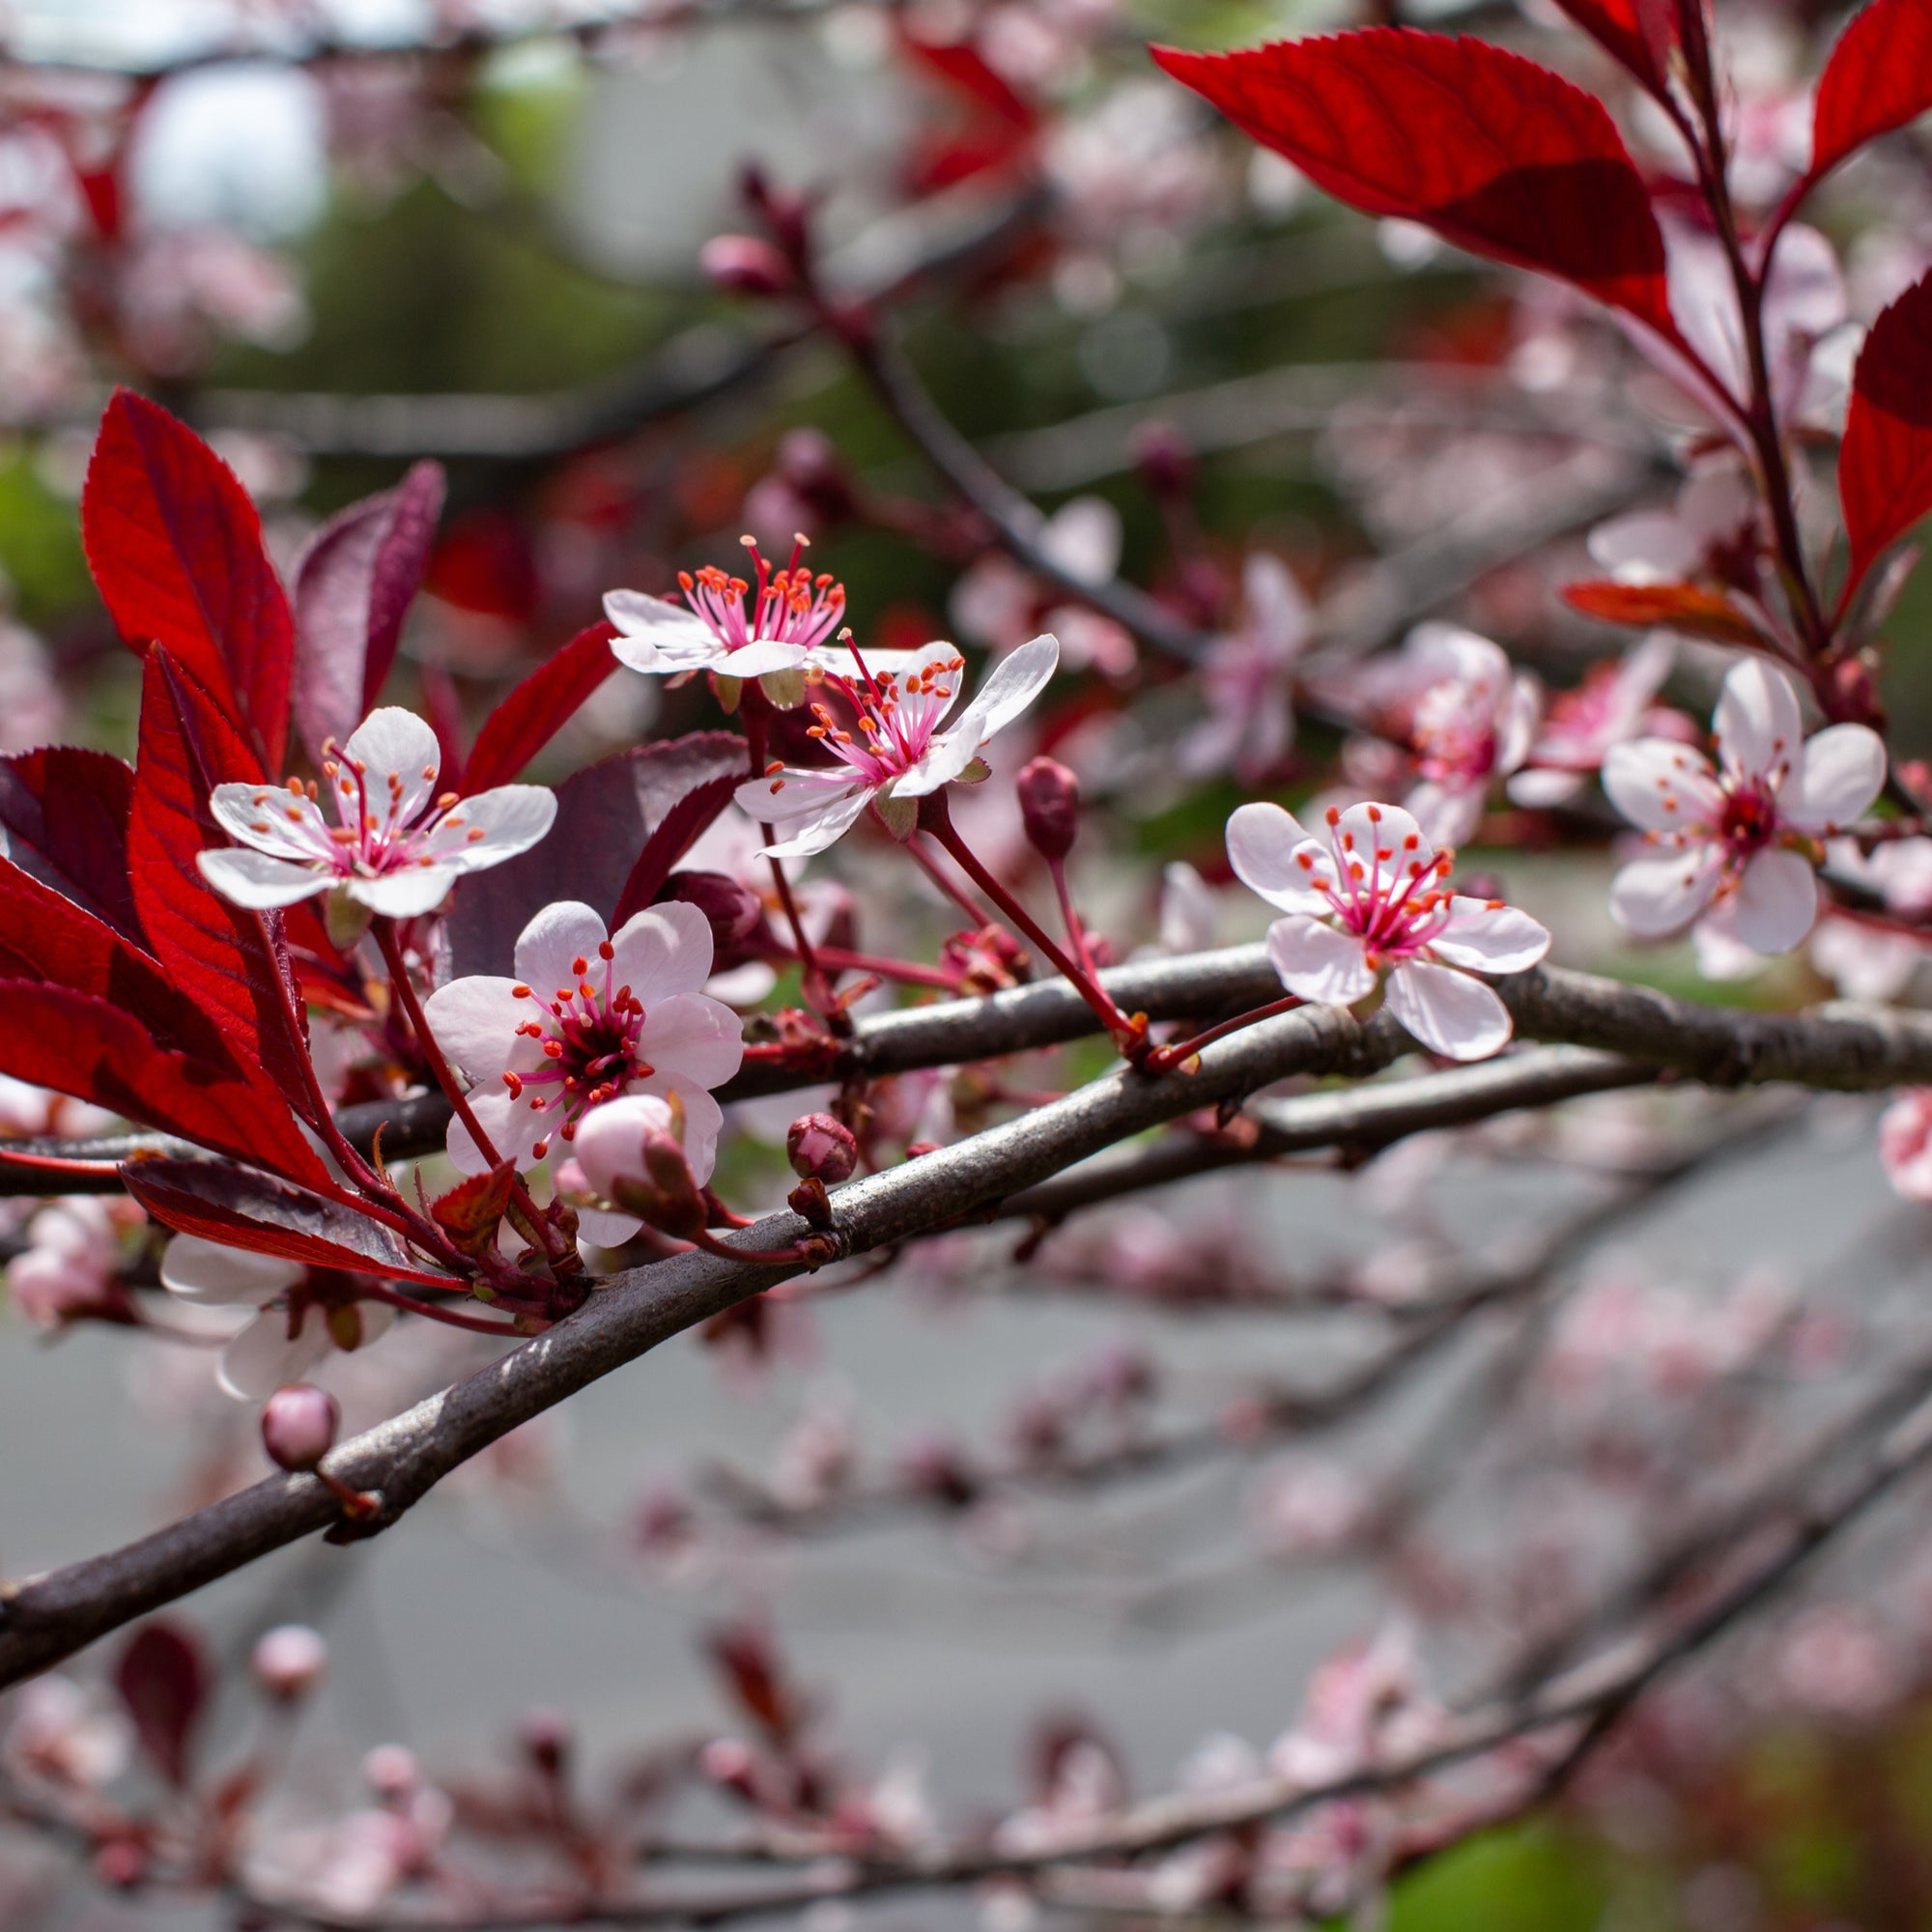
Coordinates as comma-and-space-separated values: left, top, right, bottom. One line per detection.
2, 1676, 131, 1794
1603, 658, 1886, 955
420, 899, 743, 1176
1179, 553, 1312, 782
1508, 636, 1678, 807
605, 536, 885, 685
737, 633, 1060, 859
159, 1236, 393, 1401
1323, 624, 1540, 846
1227, 799, 1550, 1062
198, 707, 554, 920
1879, 1090, 1932, 1205
5, 1197, 126, 1329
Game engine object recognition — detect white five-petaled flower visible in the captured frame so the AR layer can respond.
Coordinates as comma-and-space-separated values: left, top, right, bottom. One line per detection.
159, 1236, 393, 1402
737, 633, 1060, 859
197, 708, 555, 920
420, 899, 744, 1176
1603, 658, 1886, 957
1227, 799, 1551, 1063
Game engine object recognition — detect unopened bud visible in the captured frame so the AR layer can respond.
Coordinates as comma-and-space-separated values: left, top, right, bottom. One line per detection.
1131, 420, 1196, 499
519, 1707, 572, 1778
252, 1624, 327, 1702
576, 1095, 709, 1236
786, 1112, 857, 1186
700, 234, 794, 298
775, 428, 858, 524
262, 1383, 338, 1473
658, 870, 764, 955
1016, 756, 1080, 863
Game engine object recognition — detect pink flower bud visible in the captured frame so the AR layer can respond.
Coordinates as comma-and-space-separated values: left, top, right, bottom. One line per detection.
262, 1383, 339, 1473
699, 234, 794, 298
786, 1112, 857, 1186
520, 1707, 572, 1776
251, 1624, 327, 1701
1016, 756, 1080, 863
1131, 420, 1196, 498
658, 870, 765, 955
575, 1095, 709, 1238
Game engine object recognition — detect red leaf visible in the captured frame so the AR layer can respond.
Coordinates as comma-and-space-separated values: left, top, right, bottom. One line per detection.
462, 622, 618, 794
446, 731, 749, 977
291, 460, 445, 764
81, 389, 295, 770
1562, 578, 1768, 645
611, 773, 741, 928
1838, 270, 1932, 600
0, 746, 140, 942
1549, 0, 1669, 96
128, 651, 322, 1129
123, 1158, 465, 1290
1810, 0, 1932, 186
1151, 31, 1679, 340
0, 978, 328, 1181
431, 1162, 515, 1260
115, 1623, 209, 1788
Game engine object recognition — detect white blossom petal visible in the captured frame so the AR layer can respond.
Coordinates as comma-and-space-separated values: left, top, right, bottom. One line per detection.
161, 1235, 302, 1306
217, 1304, 333, 1402
341, 707, 441, 828
1264, 915, 1377, 1006
1779, 724, 1886, 833
348, 865, 462, 919
424, 785, 557, 869
1727, 846, 1819, 954
1603, 739, 1722, 832
611, 901, 716, 1004
514, 902, 611, 998
603, 591, 718, 669
1608, 844, 1724, 936
1428, 897, 1552, 973
756, 784, 873, 859
420, 975, 526, 1077
1403, 778, 1484, 849
636, 992, 744, 1089
1225, 802, 1325, 913
196, 847, 330, 908
209, 782, 332, 860
1383, 959, 1514, 1061
1714, 658, 1803, 785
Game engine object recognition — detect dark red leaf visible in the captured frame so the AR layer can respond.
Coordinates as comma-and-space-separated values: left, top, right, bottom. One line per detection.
462, 622, 618, 795
0, 747, 140, 941
128, 651, 322, 1130
81, 389, 295, 769
1811, 0, 1932, 186
446, 731, 748, 977
291, 460, 445, 763
431, 1162, 515, 1261
123, 1158, 465, 1289
611, 773, 741, 928
1838, 270, 1932, 599
1151, 31, 1679, 340
115, 1623, 209, 1787
1562, 578, 1768, 645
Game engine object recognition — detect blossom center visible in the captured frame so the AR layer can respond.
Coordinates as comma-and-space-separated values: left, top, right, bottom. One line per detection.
680, 534, 845, 655
1717, 778, 1779, 859
807, 652, 966, 786
507, 945, 655, 1139
1307, 808, 1456, 964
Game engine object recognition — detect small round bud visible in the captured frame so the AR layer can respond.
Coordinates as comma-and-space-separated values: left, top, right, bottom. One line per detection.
658, 870, 764, 955
700, 234, 794, 298
262, 1383, 338, 1473
576, 1095, 710, 1236
786, 1112, 857, 1186
1016, 756, 1080, 863
519, 1707, 572, 1778
252, 1624, 327, 1702
363, 1743, 419, 1801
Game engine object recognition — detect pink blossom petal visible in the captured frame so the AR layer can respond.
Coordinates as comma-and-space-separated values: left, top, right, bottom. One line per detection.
575, 1207, 644, 1246
637, 991, 744, 1088
1428, 896, 1551, 973
1609, 844, 1724, 936
1602, 739, 1722, 832
514, 901, 611, 998
1330, 801, 1430, 871
611, 901, 716, 1004
447, 1085, 548, 1176
1403, 778, 1484, 849
604, 591, 718, 670
1728, 846, 1819, 954
1382, 959, 1513, 1061
896, 634, 1060, 797
757, 783, 873, 859
1225, 801, 1325, 913
638, 1078, 724, 1182
196, 847, 329, 908
1264, 915, 1377, 1005
420, 975, 526, 1078
1714, 658, 1803, 785
573, 1094, 676, 1198
1779, 724, 1887, 833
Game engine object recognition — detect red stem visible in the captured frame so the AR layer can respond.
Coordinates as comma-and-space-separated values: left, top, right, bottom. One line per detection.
1143, 996, 1304, 1073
